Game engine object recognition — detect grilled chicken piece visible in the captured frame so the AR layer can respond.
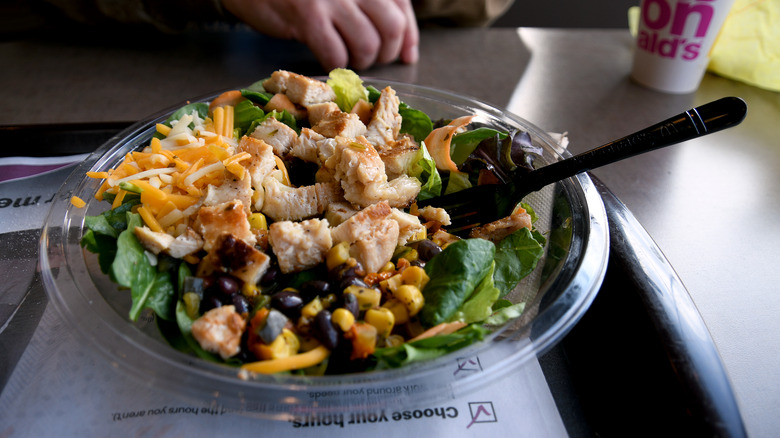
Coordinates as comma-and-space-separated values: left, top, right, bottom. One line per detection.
191, 305, 246, 359
237, 136, 277, 211
313, 110, 367, 139
469, 208, 533, 243
262, 70, 336, 106
365, 86, 402, 147
196, 200, 256, 251
134, 226, 204, 258
378, 135, 420, 180
167, 228, 205, 258
418, 205, 452, 226
249, 117, 298, 157
289, 128, 337, 166
269, 218, 333, 274
307, 102, 340, 126
326, 136, 420, 208
203, 173, 253, 215
324, 201, 359, 227
198, 233, 270, 285
330, 201, 399, 273
260, 176, 342, 222
390, 208, 426, 246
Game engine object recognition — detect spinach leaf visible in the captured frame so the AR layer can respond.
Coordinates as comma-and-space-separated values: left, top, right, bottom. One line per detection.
112, 213, 175, 321
493, 228, 546, 297
241, 82, 273, 106
234, 99, 265, 136
450, 128, 508, 165
165, 102, 208, 126
451, 262, 501, 324
399, 103, 433, 143
81, 197, 141, 273
373, 324, 490, 369
421, 238, 495, 326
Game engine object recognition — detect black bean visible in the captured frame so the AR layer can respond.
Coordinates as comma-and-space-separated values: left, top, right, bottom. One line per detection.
313, 310, 339, 350
270, 289, 304, 318
338, 275, 368, 293
260, 265, 280, 286
217, 276, 240, 295
199, 295, 223, 313
411, 259, 426, 268
412, 239, 443, 261
232, 293, 251, 315
300, 280, 331, 301
339, 292, 360, 319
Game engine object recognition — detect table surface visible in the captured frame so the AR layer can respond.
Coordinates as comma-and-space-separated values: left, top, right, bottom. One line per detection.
1, 25, 778, 438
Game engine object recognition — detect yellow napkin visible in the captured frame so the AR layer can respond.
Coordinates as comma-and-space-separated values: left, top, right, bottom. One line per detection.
708, 0, 780, 92
628, 1, 780, 92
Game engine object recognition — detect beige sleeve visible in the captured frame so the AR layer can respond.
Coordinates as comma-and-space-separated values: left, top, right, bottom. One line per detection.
413, 0, 516, 27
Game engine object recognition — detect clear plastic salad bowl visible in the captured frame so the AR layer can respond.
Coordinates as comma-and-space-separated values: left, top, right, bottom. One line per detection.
39, 79, 609, 419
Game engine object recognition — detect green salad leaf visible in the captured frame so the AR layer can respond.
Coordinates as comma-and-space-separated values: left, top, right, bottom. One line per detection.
111, 213, 176, 322
451, 262, 501, 324
234, 99, 265, 136
421, 238, 495, 326
372, 324, 490, 369
493, 228, 547, 297
327, 68, 369, 112
450, 128, 508, 165
399, 103, 433, 143
241, 78, 273, 106
410, 142, 442, 200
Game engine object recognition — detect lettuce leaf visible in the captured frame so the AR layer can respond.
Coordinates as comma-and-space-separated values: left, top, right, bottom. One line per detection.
234, 99, 265, 136
493, 228, 547, 297
410, 143, 442, 201
421, 239, 495, 326
399, 103, 433, 143
450, 128, 508, 165
450, 262, 501, 324
372, 324, 490, 369
443, 171, 472, 195
327, 68, 369, 112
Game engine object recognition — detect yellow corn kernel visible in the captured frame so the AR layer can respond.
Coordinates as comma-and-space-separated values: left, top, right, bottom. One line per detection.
365, 307, 395, 338
301, 296, 324, 319
344, 286, 381, 310
326, 241, 350, 270
401, 266, 430, 290
248, 212, 268, 230
242, 282, 260, 297
382, 299, 410, 325
379, 274, 403, 294
256, 328, 301, 360
399, 248, 419, 262
332, 308, 355, 332
379, 261, 396, 273
394, 285, 424, 317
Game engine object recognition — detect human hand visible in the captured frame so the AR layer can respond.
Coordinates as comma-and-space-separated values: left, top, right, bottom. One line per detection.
221, 0, 419, 71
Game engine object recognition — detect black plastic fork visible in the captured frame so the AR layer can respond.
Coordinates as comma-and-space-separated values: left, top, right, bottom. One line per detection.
416, 96, 748, 235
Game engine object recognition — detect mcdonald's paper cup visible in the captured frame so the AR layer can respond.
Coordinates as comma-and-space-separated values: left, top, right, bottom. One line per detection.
631, 0, 736, 94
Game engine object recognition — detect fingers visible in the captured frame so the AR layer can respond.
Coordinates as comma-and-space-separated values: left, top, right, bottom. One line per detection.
224, 0, 419, 71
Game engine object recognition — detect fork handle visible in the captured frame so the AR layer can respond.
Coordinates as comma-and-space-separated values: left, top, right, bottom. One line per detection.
514, 97, 748, 192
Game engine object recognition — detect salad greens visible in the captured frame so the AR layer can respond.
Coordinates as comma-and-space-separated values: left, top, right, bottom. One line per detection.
81, 70, 550, 376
